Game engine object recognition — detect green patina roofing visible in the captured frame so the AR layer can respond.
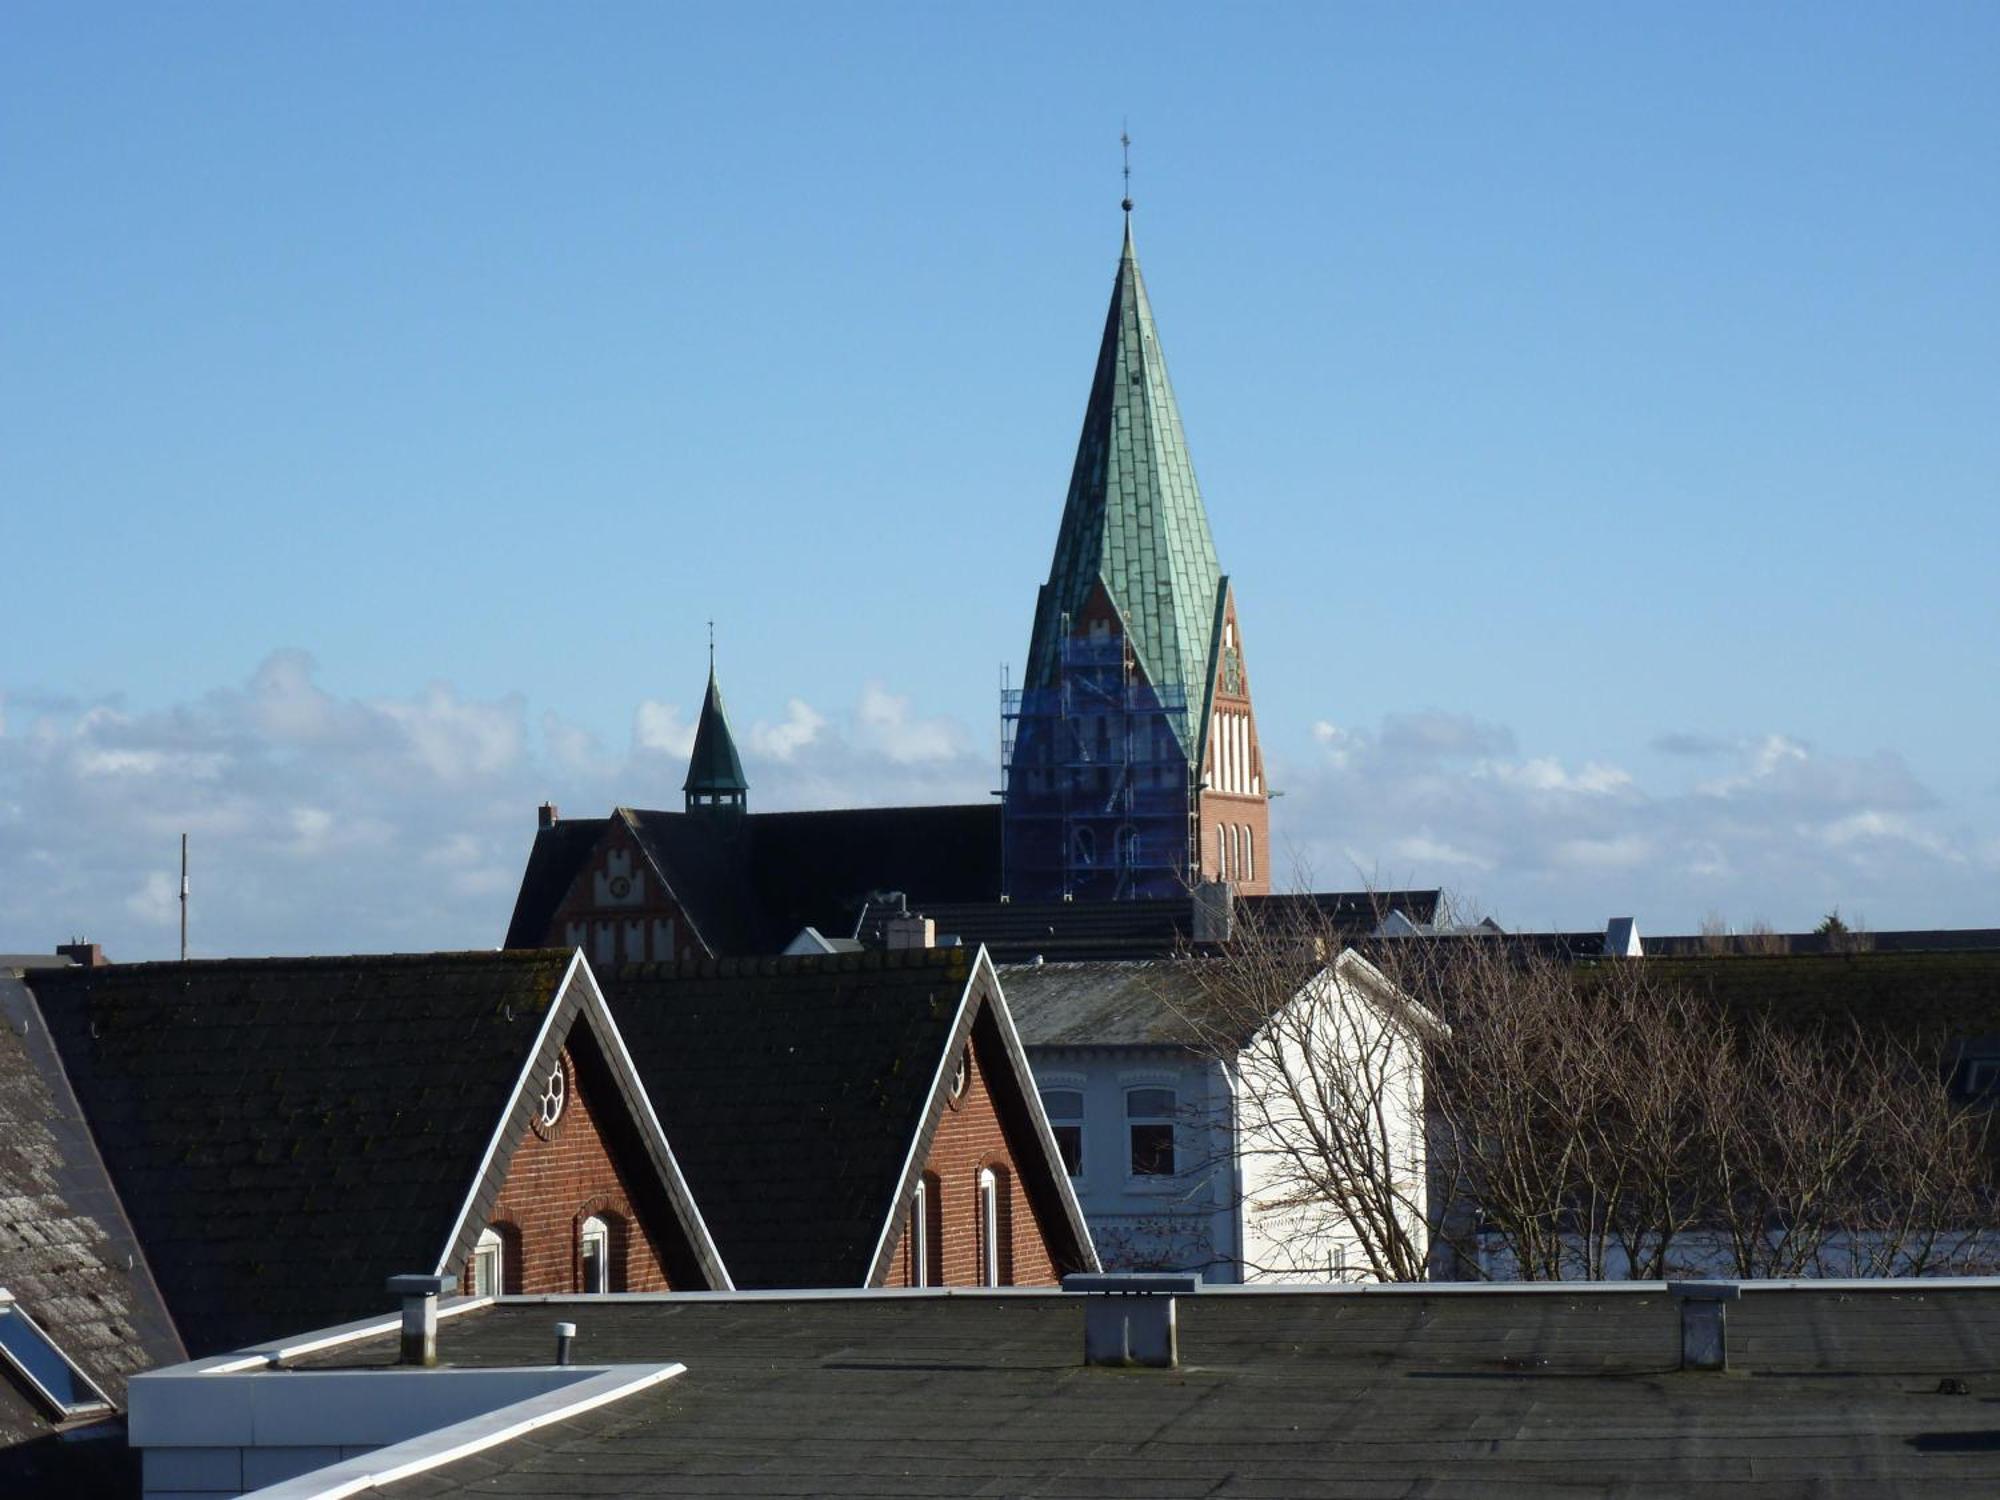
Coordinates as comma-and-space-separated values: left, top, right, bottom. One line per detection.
683, 667, 748, 798
1026, 217, 1225, 756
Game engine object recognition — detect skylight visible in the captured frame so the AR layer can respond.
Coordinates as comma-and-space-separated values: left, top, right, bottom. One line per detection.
0, 1295, 113, 1418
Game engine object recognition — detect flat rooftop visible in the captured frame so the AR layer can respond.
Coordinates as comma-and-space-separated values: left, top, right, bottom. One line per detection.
282, 1284, 2000, 1496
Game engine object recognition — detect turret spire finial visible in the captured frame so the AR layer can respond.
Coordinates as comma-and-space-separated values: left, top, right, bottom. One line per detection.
707, 619, 715, 674
1120, 122, 1133, 215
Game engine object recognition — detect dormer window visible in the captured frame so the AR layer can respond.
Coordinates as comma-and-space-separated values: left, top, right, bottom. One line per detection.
579, 1215, 610, 1294
472, 1227, 505, 1298
0, 1295, 112, 1419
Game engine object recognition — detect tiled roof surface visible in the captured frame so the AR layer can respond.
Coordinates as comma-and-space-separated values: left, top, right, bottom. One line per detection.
1644, 929, 2000, 957
600, 951, 978, 1289
0, 975, 180, 1491
335, 1286, 2000, 1495
875, 889, 1440, 964
1026, 222, 1224, 754
505, 804, 1002, 956
502, 816, 611, 948
1000, 958, 1315, 1049
1607, 950, 2000, 1032
26, 952, 577, 1356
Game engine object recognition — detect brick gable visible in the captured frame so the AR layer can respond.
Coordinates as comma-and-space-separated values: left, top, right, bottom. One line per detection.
472, 1039, 680, 1295
885, 1011, 1060, 1288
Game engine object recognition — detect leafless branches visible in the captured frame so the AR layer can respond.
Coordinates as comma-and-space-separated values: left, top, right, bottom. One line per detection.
1174, 902, 1998, 1282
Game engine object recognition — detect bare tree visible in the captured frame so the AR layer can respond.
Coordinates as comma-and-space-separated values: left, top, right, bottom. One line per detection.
1171, 898, 1998, 1283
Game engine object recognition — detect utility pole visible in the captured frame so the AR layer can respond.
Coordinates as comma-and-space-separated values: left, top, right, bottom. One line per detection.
180, 834, 189, 962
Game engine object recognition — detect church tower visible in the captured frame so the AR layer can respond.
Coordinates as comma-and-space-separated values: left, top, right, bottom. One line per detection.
683, 655, 748, 816
1001, 212, 1270, 899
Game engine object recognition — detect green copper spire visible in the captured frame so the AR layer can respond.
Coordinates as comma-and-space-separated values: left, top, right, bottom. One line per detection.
683, 647, 748, 814
1024, 218, 1224, 755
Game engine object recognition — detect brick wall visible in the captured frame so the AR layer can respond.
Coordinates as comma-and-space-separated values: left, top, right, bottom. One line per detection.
886, 1022, 1060, 1288
545, 819, 702, 962
473, 1047, 677, 1295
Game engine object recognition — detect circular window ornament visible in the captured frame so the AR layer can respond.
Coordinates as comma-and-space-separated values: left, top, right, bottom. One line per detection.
608, 875, 632, 899
946, 1047, 971, 1108
534, 1058, 568, 1137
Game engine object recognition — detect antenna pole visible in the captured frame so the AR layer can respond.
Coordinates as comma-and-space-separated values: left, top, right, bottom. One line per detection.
179, 833, 189, 962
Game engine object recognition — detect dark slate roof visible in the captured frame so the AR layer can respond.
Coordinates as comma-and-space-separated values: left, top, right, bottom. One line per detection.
502, 815, 610, 948
1643, 928, 2000, 957
22, 951, 671, 1356
601, 949, 1089, 1289
1605, 950, 2000, 1033
318, 1285, 2000, 1496
0, 974, 181, 1493
681, 668, 747, 798
504, 804, 1002, 955
868, 889, 1441, 964
1001, 958, 1314, 1049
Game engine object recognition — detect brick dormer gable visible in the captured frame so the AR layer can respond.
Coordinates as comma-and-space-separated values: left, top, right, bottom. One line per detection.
600, 948, 1097, 1289
27, 951, 729, 1356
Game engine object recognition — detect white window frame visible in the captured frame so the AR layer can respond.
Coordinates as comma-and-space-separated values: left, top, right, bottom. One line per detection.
1125, 1085, 1178, 1179
579, 1215, 610, 1294
1040, 1087, 1086, 1179
978, 1167, 999, 1287
473, 1227, 505, 1299
910, 1179, 930, 1288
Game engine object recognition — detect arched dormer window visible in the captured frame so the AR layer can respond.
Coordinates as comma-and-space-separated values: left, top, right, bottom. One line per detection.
978, 1167, 1000, 1286
473, 1226, 506, 1298
579, 1215, 610, 1294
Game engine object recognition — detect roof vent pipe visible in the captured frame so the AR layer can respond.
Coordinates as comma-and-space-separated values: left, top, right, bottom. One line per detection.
387, 1274, 457, 1367
1669, 1281, 1741, 1371
1064, 1272, 1200, 1368
555, 1321, 576, 1366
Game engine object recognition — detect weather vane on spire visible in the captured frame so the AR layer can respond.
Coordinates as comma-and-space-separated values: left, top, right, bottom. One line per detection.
707, 619, 715, 672
1121, 121, 1133, 214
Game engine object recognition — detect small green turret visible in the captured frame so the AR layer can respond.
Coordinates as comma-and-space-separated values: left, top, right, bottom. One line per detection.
683, 651, 748, 816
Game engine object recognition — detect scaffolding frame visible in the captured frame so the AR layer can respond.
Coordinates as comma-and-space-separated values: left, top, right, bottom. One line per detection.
1001, 630, 1197, 901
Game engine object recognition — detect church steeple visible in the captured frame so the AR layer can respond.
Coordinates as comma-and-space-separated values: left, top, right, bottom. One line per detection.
683, 645, 748, 816
1003, 210, 1269, 902
1024, 215, 1224, 756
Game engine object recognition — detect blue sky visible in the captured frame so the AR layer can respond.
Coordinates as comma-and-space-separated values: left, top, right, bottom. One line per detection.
4, 3, 1996, 958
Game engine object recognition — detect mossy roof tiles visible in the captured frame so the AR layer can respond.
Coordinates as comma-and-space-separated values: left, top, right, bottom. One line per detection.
25, 952, 577, 1356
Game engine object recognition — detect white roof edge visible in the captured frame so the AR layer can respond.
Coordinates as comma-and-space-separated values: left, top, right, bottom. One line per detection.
431, 952, 584, 1282
571, 956, 736, 1291
240, 1361, 684, 1499
860, 958, 976, 1287
972, 945, 1102, 1273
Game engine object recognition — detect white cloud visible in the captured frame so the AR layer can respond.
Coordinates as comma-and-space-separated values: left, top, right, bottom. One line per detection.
751, 699, 827, 762
633, 700, 696, 758
854, 682, 967, 765
0, 654, 995, 960
125, 871, 178, 928
1276, 710, 1987, 931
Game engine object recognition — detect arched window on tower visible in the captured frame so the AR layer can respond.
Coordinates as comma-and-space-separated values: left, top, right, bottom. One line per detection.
1215, 824, 1226, 879
1244, 826, 1255, 883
